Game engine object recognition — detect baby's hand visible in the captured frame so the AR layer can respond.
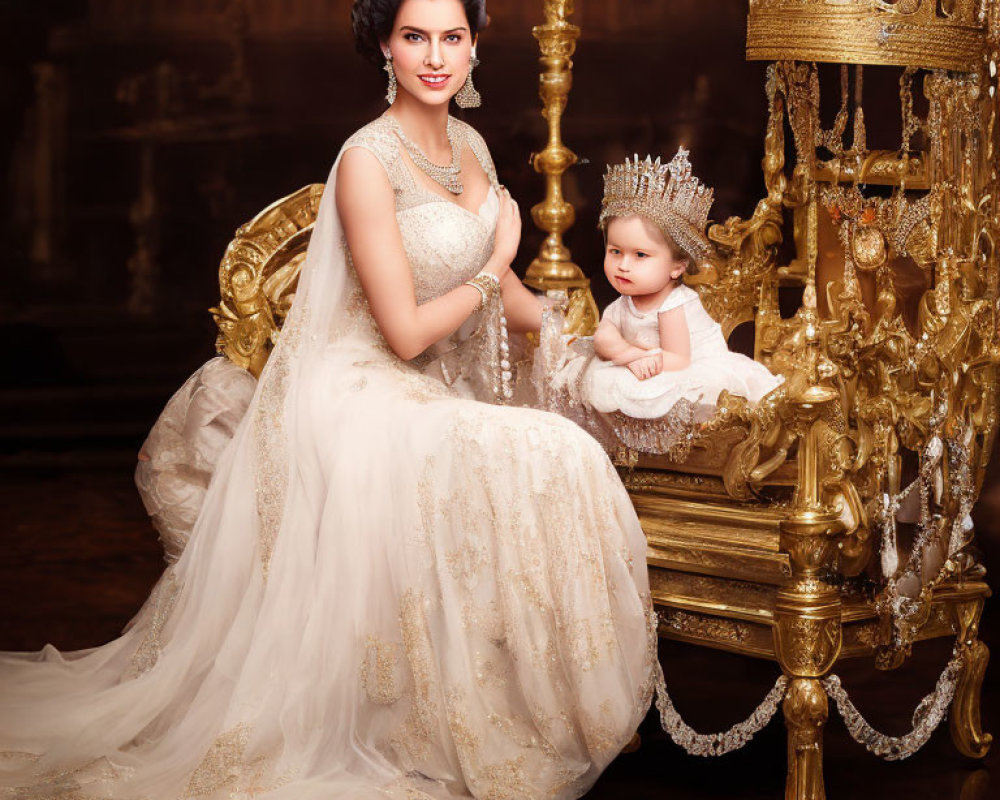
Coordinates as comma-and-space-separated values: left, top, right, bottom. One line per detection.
627, 354, 663, 381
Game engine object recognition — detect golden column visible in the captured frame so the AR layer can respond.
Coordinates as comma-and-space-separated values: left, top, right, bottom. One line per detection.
773, 325, 845, 800
525, 1, 590, 298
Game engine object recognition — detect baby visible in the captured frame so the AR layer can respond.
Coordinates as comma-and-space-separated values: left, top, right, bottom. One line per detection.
585, 150, 782, 419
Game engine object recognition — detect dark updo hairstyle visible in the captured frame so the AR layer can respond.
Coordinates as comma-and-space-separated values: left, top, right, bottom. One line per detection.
351, 0, 489, 67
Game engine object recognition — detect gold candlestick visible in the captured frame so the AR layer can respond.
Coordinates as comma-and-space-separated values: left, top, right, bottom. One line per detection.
526, 1, 586, 291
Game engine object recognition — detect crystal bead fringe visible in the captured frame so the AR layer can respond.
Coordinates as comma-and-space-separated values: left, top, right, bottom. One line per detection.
822, 648, 965, 760
653, 661, 788, 757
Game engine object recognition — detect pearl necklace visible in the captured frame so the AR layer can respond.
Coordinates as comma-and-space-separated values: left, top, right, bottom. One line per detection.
386, 116, 464, 195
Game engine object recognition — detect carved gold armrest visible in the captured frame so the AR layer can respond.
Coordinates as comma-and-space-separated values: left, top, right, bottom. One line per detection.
210, 184, 324, 378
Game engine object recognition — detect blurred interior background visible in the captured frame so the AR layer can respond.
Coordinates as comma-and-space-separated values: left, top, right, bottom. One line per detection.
0, 2, 995, 797
0, 0, 774, 460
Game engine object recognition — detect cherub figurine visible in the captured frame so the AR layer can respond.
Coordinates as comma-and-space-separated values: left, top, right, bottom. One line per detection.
585, 150, 782, 419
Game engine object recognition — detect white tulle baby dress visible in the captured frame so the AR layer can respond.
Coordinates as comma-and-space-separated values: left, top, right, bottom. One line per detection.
584, 284, 782, 419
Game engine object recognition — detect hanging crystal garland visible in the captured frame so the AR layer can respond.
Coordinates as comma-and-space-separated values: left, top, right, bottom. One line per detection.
823, 648, 965, 760
648, 646, 964, 761
868, 389, 979, 654
652, 662, 788, 757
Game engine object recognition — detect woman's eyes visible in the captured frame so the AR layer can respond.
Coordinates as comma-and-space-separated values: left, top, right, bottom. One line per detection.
402, 33, 464, 43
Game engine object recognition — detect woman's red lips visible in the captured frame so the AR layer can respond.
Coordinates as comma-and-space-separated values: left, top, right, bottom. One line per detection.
418, 74, 451, 89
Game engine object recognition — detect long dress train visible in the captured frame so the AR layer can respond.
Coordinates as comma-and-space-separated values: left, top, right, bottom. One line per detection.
0, 116, 657, 800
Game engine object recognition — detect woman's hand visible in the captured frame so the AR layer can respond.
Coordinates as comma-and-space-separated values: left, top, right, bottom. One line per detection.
484, 187, 520, 281
627, 353, 663, 381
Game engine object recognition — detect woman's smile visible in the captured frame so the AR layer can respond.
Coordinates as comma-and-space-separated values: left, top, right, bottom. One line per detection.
418, 73, 451, 88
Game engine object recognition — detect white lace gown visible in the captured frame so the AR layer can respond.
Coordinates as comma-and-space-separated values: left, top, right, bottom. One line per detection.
584, 284, 782, 419
0, 116, 657, 800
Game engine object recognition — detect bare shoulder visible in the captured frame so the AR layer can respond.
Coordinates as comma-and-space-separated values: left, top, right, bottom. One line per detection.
338, 145, 389, 184
336, 147, 393, 212
338, 115, 401, 180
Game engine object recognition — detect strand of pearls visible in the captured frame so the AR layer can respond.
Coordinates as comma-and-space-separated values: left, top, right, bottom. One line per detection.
822, 648, 964, 760
653, 661, 788, 757
498, 299, 513, 402
465, 271, 511, 403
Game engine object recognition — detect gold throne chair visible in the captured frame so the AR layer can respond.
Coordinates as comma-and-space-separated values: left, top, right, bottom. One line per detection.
208, 2, 995, 798
618, 1, 995, 796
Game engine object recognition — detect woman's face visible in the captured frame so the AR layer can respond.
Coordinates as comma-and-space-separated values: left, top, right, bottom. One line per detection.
604, 216, 687, 298
384, 0, 474, 108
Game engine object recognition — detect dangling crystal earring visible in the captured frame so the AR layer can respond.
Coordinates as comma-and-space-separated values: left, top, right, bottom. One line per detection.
455, 53, 482, 109
383, 53, 397, 105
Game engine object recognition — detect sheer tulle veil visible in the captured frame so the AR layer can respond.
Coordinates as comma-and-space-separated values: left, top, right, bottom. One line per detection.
0, 150, 411, 798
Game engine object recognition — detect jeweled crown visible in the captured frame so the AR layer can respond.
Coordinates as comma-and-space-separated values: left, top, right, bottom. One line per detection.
600, 149, 715, 262
746, 0, 987, 71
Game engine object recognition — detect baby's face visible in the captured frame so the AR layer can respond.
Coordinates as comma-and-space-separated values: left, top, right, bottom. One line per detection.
604, 216, 686, 298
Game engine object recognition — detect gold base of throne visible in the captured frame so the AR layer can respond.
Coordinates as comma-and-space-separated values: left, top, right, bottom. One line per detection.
624, 455, 993, 796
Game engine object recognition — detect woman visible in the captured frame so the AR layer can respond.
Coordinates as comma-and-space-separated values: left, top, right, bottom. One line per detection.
0, 1, 657, 798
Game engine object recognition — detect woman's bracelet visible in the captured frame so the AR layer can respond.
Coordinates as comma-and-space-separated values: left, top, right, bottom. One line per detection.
465, 271, 501, 312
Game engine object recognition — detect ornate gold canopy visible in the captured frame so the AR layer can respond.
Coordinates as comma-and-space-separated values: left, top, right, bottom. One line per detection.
746, 0, 989, 70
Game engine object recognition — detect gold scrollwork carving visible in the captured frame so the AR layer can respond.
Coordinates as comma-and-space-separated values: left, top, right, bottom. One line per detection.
657, 608, 752, 645
776, 615, 843, 677
211, 184, 323, 378
949, 599, 993, 758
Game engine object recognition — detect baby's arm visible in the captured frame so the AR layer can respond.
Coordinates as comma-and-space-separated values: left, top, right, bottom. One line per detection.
594, 320, 654, 366
657, 307, 692, 371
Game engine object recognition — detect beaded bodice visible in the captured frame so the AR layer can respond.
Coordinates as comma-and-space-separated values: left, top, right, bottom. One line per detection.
341, 115, 500, 306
